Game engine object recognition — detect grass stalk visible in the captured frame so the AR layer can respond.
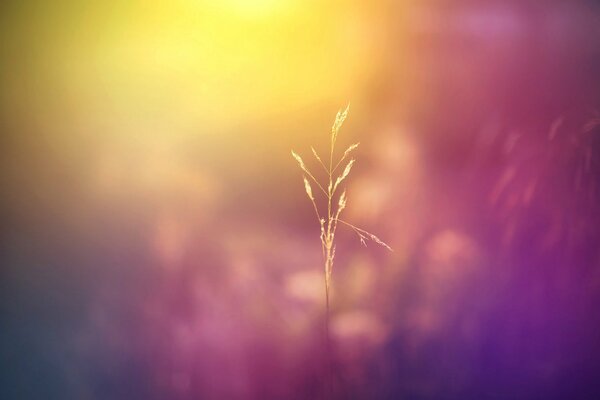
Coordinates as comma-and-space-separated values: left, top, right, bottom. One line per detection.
291, 105, 392, 397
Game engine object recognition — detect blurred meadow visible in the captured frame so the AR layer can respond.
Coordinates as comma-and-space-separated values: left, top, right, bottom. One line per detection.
1, 0, 600, 399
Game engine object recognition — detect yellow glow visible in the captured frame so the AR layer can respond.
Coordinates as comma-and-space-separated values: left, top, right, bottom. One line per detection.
219, 0, 289, 18
4, 1, 394, 141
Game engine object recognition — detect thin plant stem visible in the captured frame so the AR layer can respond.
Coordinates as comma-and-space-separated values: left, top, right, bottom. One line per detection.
291, 105, 391, 398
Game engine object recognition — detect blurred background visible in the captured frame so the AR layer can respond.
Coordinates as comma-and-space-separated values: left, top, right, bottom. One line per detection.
1, 0, 600, 399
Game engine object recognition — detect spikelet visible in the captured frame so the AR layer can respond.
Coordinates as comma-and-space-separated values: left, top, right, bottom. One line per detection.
291, 150, 307, 171
333, 159, 355, 192
366, 232, 393, 251
325, 245, 336, 287
331, 104, 350, 143
333, 190, 347, 223
342, 143, 359, 160
292, 150, 320, 185
303, 176, 314, 200
311, 146, 324, 165
338, 190, 347, 211
330, 245, 336, 271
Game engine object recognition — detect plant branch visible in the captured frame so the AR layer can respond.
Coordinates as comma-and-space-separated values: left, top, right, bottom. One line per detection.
334, 218, 393, 251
